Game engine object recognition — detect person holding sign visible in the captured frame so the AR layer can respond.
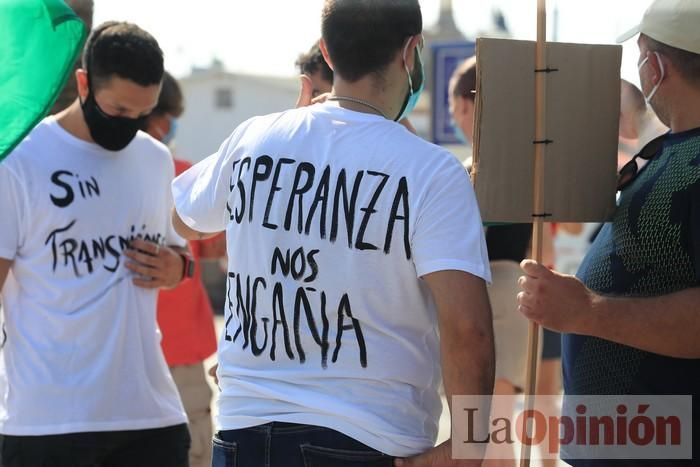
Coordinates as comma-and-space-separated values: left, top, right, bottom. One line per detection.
171, 1, 494, 466
0, 22, 191, 466
518, 0, 700, 465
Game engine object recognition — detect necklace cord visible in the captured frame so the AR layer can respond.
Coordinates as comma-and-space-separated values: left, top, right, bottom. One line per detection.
327, 96, 388, 120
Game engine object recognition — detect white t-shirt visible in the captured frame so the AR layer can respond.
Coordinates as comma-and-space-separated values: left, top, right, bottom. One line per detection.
173, 103, 491, 456
0, 117, 187, 435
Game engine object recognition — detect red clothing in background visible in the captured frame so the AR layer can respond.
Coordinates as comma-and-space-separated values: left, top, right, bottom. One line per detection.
157, 159, 218, 366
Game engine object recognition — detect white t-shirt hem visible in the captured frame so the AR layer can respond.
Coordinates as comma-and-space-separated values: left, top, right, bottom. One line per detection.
416, 258, 492, 284
217, 414, 433, 458
0, 413, 188, 436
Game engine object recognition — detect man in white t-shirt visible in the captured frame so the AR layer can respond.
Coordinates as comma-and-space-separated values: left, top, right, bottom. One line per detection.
173, 1, 494, 466
0, 22, 191, 466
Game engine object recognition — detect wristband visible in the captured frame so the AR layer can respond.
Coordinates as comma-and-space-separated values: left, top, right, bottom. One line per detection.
179, 252, 195, 280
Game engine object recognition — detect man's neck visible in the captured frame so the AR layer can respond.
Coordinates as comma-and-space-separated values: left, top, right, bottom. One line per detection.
666, 87, 700, 133
332, 75, 404, 121
55, 100, 94, 143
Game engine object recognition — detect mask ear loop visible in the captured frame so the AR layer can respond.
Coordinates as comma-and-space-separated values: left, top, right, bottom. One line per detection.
639, 52, 665, 105
395, 34, 421, 122
654, 52, 665, 86
402, 37, 415, 96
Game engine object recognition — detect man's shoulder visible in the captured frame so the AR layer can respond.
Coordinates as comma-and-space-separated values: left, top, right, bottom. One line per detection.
1, 118, 56, 174
403, 132, 460, 162
130, 131, 171, 157
397, 135, 467, 177
128, 131, 175, 170
226, 107, 466, 174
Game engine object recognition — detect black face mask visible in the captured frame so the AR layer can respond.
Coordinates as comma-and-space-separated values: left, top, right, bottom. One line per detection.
80, 91, 146, 151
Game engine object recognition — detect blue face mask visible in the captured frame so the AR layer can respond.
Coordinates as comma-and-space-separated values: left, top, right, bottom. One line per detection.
395, 37, 425, 122
162, 117, 178, 145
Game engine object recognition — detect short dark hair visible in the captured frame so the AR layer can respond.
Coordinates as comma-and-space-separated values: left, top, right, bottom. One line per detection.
450, 56, 477, 102
296, 41, 333, 84
82, 21, 164, 90
642, 34, 700, 87
321, 0, 422, 83
153, 71, 184, 117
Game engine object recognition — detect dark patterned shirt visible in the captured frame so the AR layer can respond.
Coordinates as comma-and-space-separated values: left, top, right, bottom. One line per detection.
562, 127, 700, 466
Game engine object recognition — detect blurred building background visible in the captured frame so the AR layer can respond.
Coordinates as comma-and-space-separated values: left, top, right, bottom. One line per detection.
175, 0, 484, 165
174, 60, 299, 162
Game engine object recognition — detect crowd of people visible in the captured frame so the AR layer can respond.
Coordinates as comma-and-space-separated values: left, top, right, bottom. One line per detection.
0, 0, 699, 466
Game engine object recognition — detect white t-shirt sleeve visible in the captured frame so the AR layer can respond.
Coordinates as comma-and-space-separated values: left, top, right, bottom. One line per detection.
0, 164, 25, 261
412, 156, 491, 282
172, 136, 234, 234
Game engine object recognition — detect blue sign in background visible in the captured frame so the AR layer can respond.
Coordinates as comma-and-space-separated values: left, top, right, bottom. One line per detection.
431, 41, 476, 145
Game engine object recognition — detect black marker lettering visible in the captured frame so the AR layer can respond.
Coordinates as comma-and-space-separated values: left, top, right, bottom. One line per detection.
249, 155, 273, 222
249, 277, 269, 356
305, 166, 330, 238
330, 170, 364, 247
50, 171, 75, 208
263, 158, 295, 230
355, 171, 389, 251
284, 162, 315, 233
332, 293, 367, 368
384, 176, 411, 259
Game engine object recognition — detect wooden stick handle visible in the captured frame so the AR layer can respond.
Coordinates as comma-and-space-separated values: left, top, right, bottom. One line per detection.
519, 0, 547, 466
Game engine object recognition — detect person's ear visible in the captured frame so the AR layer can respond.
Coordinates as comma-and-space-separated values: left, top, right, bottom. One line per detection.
645, 51, 664, 83
76, 69, 89, 101
402, 34, 421, 72
319, 39, 334, 72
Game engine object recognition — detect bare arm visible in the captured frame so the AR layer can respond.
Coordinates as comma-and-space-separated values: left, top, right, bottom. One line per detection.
518, 260, 700, 358
397, 270, 494, 467
0, 258, 11, 294
199, 233, 227, 260
591, 288, 700, 358
425, 270, 495, 408
172, 208, 221, 241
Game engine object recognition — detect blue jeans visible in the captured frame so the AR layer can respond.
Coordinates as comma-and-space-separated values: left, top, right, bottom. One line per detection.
212, 422, 395, 467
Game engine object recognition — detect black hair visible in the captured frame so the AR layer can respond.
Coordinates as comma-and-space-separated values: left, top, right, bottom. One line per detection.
321, 0, 422, 83
450, 56, 477, 102
82, 21, 164, 90
296, 41, 334, 84
152, 71, 184, 117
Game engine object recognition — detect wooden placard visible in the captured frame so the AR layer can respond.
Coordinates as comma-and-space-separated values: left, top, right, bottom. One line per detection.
472, 38, 622, 223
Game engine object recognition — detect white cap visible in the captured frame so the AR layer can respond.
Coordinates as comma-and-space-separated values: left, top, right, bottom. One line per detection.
617, 0, 700, 55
